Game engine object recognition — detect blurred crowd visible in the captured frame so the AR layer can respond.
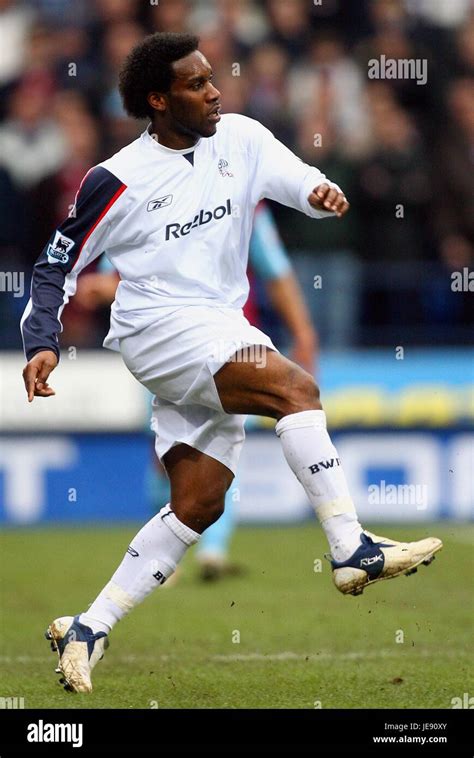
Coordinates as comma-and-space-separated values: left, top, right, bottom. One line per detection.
0, 0, 473, 349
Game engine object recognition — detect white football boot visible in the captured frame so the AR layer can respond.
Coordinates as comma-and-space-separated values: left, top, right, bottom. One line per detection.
45, 615, 109, 693
328, 531, 443, 596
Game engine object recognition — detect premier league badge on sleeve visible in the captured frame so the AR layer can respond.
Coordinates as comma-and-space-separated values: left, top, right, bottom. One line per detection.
47, 231, 76, 265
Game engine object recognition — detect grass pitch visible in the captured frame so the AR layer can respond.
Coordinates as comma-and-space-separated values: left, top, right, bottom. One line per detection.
0, 523, 472, 709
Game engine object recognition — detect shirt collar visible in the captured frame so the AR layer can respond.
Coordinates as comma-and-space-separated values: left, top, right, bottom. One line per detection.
142, 125, 201, 155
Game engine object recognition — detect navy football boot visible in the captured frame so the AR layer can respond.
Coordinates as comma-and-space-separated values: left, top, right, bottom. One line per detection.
329, 531, 442, 596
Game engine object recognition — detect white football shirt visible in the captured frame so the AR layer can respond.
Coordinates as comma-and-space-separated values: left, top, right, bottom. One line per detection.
21, 114, 338, 359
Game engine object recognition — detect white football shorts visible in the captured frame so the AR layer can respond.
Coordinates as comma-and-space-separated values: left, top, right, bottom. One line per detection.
118, 305, 278, 474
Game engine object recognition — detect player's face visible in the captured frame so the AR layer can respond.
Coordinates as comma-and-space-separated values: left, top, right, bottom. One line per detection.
166, 51, 222, 138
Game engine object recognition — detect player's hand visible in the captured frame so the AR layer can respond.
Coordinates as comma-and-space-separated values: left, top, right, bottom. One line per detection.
308, 183, 350, 218
22, 350, 58, 402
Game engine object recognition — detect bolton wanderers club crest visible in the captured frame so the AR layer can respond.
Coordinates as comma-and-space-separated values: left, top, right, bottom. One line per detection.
218, 158, 233, 177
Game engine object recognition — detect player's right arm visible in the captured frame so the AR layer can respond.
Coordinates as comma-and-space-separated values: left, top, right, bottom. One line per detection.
21, 166, 127, 401
23, 349, 59, 402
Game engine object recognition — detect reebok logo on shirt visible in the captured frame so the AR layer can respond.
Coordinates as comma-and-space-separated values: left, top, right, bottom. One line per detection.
147, 194, 173, 211
165, 198, 232, 240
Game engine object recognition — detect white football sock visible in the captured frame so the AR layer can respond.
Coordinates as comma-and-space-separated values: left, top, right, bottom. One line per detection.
79, 504, 199, 634
275, 410, 363, 561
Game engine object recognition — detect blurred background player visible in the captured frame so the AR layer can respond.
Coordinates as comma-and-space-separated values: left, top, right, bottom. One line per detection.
74, 200, 318, 581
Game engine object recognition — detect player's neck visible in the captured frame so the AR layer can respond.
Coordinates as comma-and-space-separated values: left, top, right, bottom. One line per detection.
149, 122, 199, 150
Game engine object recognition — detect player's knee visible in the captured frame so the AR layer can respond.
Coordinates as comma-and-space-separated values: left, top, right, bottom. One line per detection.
182, 480, 228, 528
206, 495, 226, 524
277, 369, 321, 418
193, 491, 226, 530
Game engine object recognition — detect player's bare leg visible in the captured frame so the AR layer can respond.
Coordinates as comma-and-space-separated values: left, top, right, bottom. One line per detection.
165, 445, 244, 584
214, 348, 442, 596
47, 445, 233, 692
162, 443, 234, 532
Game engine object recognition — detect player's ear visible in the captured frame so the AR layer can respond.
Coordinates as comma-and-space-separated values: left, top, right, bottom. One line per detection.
147, 92, 167, 113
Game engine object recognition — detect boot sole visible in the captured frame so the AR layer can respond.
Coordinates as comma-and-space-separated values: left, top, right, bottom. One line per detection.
45, 620, 92, 693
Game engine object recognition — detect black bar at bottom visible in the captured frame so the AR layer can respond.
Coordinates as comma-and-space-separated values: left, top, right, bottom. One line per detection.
0, 709, 471, 755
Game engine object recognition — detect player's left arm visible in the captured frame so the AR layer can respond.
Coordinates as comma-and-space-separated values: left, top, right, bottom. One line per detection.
248, 118, 349, 220
307, 182, 349, 218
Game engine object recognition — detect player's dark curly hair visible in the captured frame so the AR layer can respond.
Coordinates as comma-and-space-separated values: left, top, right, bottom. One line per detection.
119, 32, 200, 120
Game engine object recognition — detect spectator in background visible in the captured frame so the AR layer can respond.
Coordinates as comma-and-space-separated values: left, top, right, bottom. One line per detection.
421, 78, 474, 339
92, 0, 141, 26
246, 42, 293, 142
0, 0, 35, 94
28, 0, 89, 27
356, 86, 432, 261
0, 18, 64, 253
189, 0, 268, 59
405, 0, 472, 29
18, 22, 58, 93
288, 32, 371, 158
433, 78, 474, 258
53, 24, 98, 97
98, 21, 145, 154
355, 85, 435, 342
0, 161, 29, 348
266, 0, 312, 60
452, 17, 474, 78
0, 80, 67, 192
0, 14, 64, 339
86, 0, 142, 80
149, 0, 190, 33
355, 0, 437, 127
308, 0, 373, 47
214, 0, 268, 56
31, 92, 100, 240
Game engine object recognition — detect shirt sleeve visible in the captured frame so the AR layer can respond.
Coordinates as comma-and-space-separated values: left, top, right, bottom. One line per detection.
249, 202, 292, 281
20, 166, 126, 361
249, 118, 340, 219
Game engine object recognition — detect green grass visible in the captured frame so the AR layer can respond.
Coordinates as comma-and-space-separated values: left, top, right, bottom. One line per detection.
0, 523, 472, 709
